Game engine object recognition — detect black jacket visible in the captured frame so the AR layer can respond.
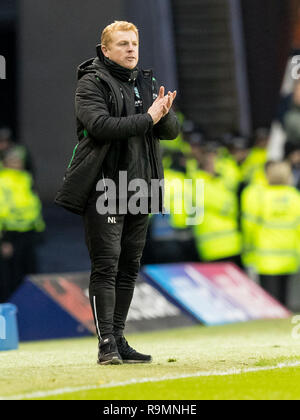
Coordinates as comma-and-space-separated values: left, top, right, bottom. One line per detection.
55, 53, 179, 215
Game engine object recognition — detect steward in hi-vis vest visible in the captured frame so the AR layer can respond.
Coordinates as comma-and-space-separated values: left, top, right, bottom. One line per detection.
0, 149, 45, 302
241, 161, 300, 305
192, 144, 241, 263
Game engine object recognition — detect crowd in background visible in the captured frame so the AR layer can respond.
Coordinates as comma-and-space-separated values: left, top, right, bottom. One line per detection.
2, 81, 300, 306
0, 127, 45, 303
143, 80, 300, 307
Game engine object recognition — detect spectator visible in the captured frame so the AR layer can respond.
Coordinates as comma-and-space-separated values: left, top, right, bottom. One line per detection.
142, 151, 199, 264
216, 135, 249, 193
0, 127, 35, 176
0, 149, 45, 301
0, 127, 12, 165
241, 161, 300, 305
185, 131, 206, 177
192, 143, 242, 265
241, 128, 269, 185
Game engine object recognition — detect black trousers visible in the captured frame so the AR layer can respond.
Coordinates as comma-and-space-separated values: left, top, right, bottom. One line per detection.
83, 199, 149, 339
259, 274, 290, 306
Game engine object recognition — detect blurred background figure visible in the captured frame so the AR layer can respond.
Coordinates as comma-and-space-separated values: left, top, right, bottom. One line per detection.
285, 143, 300, 189
185, 129, 206, 178
0, 127, 35, 176
241, 161, 300, 305
192, 142, 242, 266
0, 127, 12, 164
216, 133, 249, 193
284, 81, 300, 149
240, 128, 270, 187
142, 150, 199, 265
0, 148, 45, 303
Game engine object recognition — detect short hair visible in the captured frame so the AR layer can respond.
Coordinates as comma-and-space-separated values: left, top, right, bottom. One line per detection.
266, 161, 293, 186
101, 21, 139, 47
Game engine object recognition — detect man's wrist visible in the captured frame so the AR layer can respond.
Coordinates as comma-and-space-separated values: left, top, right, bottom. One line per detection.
159, 112, 170, 124
146, 112, 155, 125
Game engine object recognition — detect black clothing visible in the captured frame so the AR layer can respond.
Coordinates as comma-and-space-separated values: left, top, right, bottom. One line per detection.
116, 336, 152, 363
101, 63, 152, 203
102, 56, 139, 83
84, 195, 149, 337
0, 231, 38, 303
55, 48, 179, 342
98, 335, 123, 365
259, 275, 290, 306
55, 51, 179, 215
212, 255, 243, 269
141, 215, 199, 265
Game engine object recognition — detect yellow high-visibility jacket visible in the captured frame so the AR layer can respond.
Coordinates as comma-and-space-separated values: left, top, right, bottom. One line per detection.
164, 168, 194, 229
215, 151, 242, 192
241, 147, 268, 184
0, 168, 45, 232
0, 186, 10, 232
192, 170, 242, 261
241, 184, 300, 275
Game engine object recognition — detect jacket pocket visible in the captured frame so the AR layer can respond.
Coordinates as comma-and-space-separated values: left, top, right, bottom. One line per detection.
66, 136, 94, 174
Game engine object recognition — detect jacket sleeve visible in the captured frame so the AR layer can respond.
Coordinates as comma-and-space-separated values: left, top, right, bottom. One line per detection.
75, 74, 154, 143
151, 77, 180, 140
154, 108, 180, 140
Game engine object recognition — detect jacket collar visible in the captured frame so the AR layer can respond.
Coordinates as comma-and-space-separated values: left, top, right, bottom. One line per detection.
96, 45, 138, 83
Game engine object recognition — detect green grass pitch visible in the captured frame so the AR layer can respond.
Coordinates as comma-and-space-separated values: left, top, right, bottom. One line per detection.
1, 318, 300, 400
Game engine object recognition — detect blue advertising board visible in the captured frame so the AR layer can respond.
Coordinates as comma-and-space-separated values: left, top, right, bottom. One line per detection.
142, 263, 290, 326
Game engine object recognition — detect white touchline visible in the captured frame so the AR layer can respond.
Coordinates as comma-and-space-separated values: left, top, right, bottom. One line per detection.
1, 361, 300, 400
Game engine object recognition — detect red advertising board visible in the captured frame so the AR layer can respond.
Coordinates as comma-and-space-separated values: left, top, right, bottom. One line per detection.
194, 263, 291, 319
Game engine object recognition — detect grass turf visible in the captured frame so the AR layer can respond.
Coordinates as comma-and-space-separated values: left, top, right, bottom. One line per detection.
45, 367, 300, 400
1, 318, 300, 400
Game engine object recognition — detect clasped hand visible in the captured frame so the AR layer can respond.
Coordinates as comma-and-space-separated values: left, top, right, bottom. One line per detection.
147, 86, 177, 125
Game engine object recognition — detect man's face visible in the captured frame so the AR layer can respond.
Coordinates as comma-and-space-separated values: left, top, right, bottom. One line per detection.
101, 30, 139, 70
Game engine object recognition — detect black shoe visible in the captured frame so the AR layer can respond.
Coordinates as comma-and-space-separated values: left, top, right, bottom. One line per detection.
115, 336, 152, 364
98, 335, 123, 365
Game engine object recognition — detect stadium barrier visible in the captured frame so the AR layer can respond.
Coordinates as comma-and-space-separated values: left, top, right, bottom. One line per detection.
10, 263, 290, 342
10, 272, 195, 341
143, 263, 291, 325
0, 303, 19, 351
